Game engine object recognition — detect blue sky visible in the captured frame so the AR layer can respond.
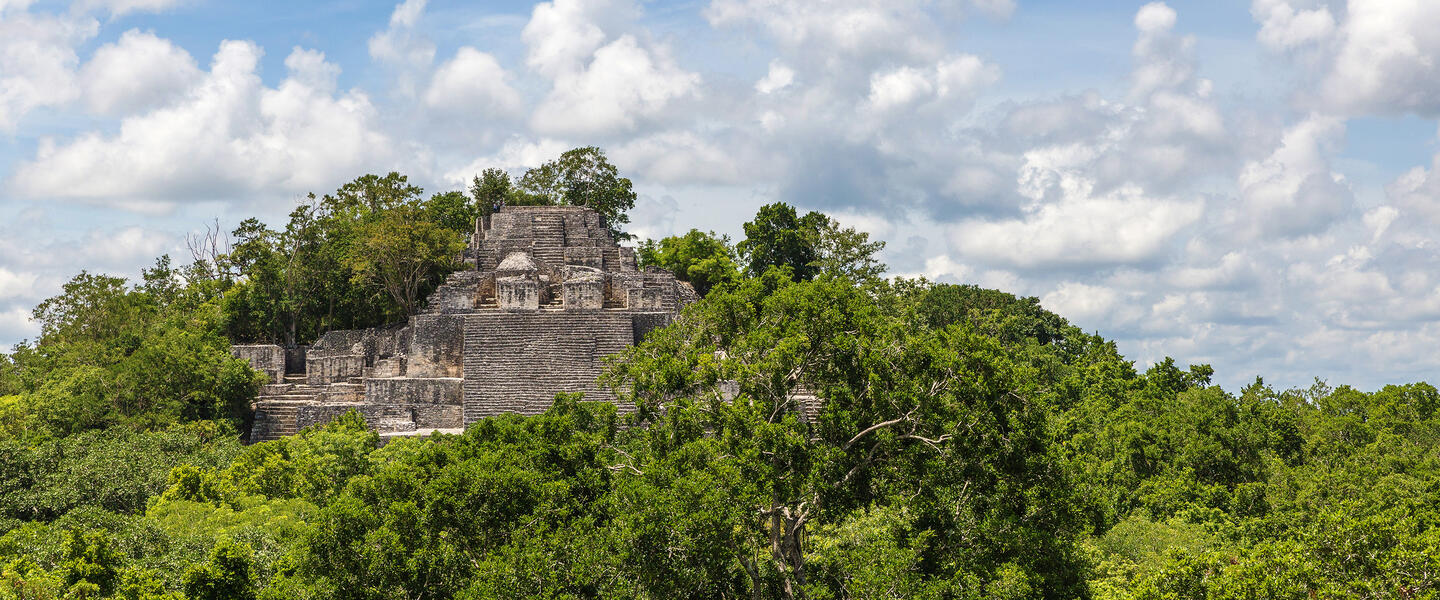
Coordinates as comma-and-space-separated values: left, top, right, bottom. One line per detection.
2, 0, 1440, 392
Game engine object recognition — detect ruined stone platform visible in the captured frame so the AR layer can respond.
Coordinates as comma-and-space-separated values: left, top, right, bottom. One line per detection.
235, 206, 699, 443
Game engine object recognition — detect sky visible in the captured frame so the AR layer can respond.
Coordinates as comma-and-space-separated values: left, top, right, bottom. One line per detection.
1, 0, 1439, 392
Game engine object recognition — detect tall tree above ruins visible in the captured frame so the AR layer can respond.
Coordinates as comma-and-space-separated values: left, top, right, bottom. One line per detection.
516, 146, 637, 241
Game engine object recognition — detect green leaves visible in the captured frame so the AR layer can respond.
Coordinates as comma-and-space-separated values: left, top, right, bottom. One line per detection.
636, 229, 740, 296
515, 146, 637, 240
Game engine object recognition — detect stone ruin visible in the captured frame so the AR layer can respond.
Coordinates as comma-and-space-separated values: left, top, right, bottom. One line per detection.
232, 206, 699, 443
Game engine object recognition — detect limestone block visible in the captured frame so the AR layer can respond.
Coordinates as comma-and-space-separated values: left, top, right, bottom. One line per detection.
627, 287, 664, 310
307, 354, 365, 385
406, 314, 465, 377
563, 278, 604, 310
617, 247, 638, 271
564, 246, 603, 268
631, 312, 674, 343
365, 377, 463, 406
232, 345, 285, 383
606, 272, 643, 305
498, 275, 539, 310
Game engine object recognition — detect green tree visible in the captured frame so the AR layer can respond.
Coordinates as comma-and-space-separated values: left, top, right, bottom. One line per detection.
346, 203, 466, 317
636, 229, 740, 296
812, 216, 886, 281
183, 538, 256, 600
737, 203, 827, 280
423, 191, 479, 237
60, 529, 122, 597
468, 168, 513, 218
736, 203, 886, 282
516, 147, 636, 240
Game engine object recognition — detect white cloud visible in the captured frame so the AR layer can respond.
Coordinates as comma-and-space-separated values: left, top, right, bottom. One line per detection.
1234, 114, 1352, 237
1042, 282, 1122, 324
9, 42, 391, 210
0, 8, 96, 131
0, 268, 37, 300
531, 35, 700, 136
0, 306, 38, 346
1385, 155, 1440, 225
1130, 2, 1196, 101
368, 0, 435, 74
755, 60, 794, 94
522, 0, 636, 78
1320, 0, 1440, 116
611, 131, 746, 185
951, 183, 1203, 270
1251, 0, 1336, 50
73, 0, 187, 17
440, 137, 572, 188
81, 29, 201, 116
704, 0, 948, 63
1253, 0, 1440, 117
425, 47, 523, 118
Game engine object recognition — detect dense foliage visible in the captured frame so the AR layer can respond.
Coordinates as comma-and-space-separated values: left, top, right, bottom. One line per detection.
1, 156, 1437, 598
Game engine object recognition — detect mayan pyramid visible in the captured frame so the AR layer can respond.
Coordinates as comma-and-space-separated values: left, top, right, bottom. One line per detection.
232, 205, 699, 443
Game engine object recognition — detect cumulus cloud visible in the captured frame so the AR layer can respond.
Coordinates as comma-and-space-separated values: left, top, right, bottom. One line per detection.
0, 268, 37, 300
369, 0, 435, 68
1251, 0, 1336, 50
1253, 0, 1440, 117
0, 7, 96, 131
611, 131, 748, 185
704, 0, 951, 64
1385, 154, 1440, 225
1319, 0, 1440, 116
1234, 114, 1353, 238
951, 183, 1203, 270
523, 0, 700, 137
72, 0, 188, 17
425, 47, 523, 118
440, 137, 573, 188
755, 60, 794, 94
0, 307, 38, 347
81, 29, 201, 116
522, 0, 637, 78
1042, 282, 1124, 325
10, 43, 391, 211
530, 35, 700, 136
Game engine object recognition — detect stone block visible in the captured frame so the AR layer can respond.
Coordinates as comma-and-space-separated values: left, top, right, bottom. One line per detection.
563, 278, 604, 310
606, 272, 643, 305
498, 276, 539, 310
307, 354, 365, 385
365, 377, 463, 406
232, 345, 285, 383
627, 287, 664, 310
405, 314, 465, 377
617, 247, 638, 271
564, 246, 604, 268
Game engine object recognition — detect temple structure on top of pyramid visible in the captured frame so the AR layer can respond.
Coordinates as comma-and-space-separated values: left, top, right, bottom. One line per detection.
232, 205, 699, 443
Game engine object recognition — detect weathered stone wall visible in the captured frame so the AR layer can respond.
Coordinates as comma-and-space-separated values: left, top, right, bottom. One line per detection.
463, 312, 635, 421
630, 313, 675, 345
365, 377, 463, 408
307, 354, 365, 385
498, 276, 539, 310
232, 345, 285, 383
405, 314, 465, 377
563, 278, 604, 310
295, 402, 461, 433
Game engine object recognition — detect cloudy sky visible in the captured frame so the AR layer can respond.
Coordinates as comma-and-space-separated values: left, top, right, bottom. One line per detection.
1, 0, 1438, 391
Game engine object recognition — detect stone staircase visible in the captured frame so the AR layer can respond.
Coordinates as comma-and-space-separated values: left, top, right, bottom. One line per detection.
462, 312, 634, 421
424, 271, 485, 314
